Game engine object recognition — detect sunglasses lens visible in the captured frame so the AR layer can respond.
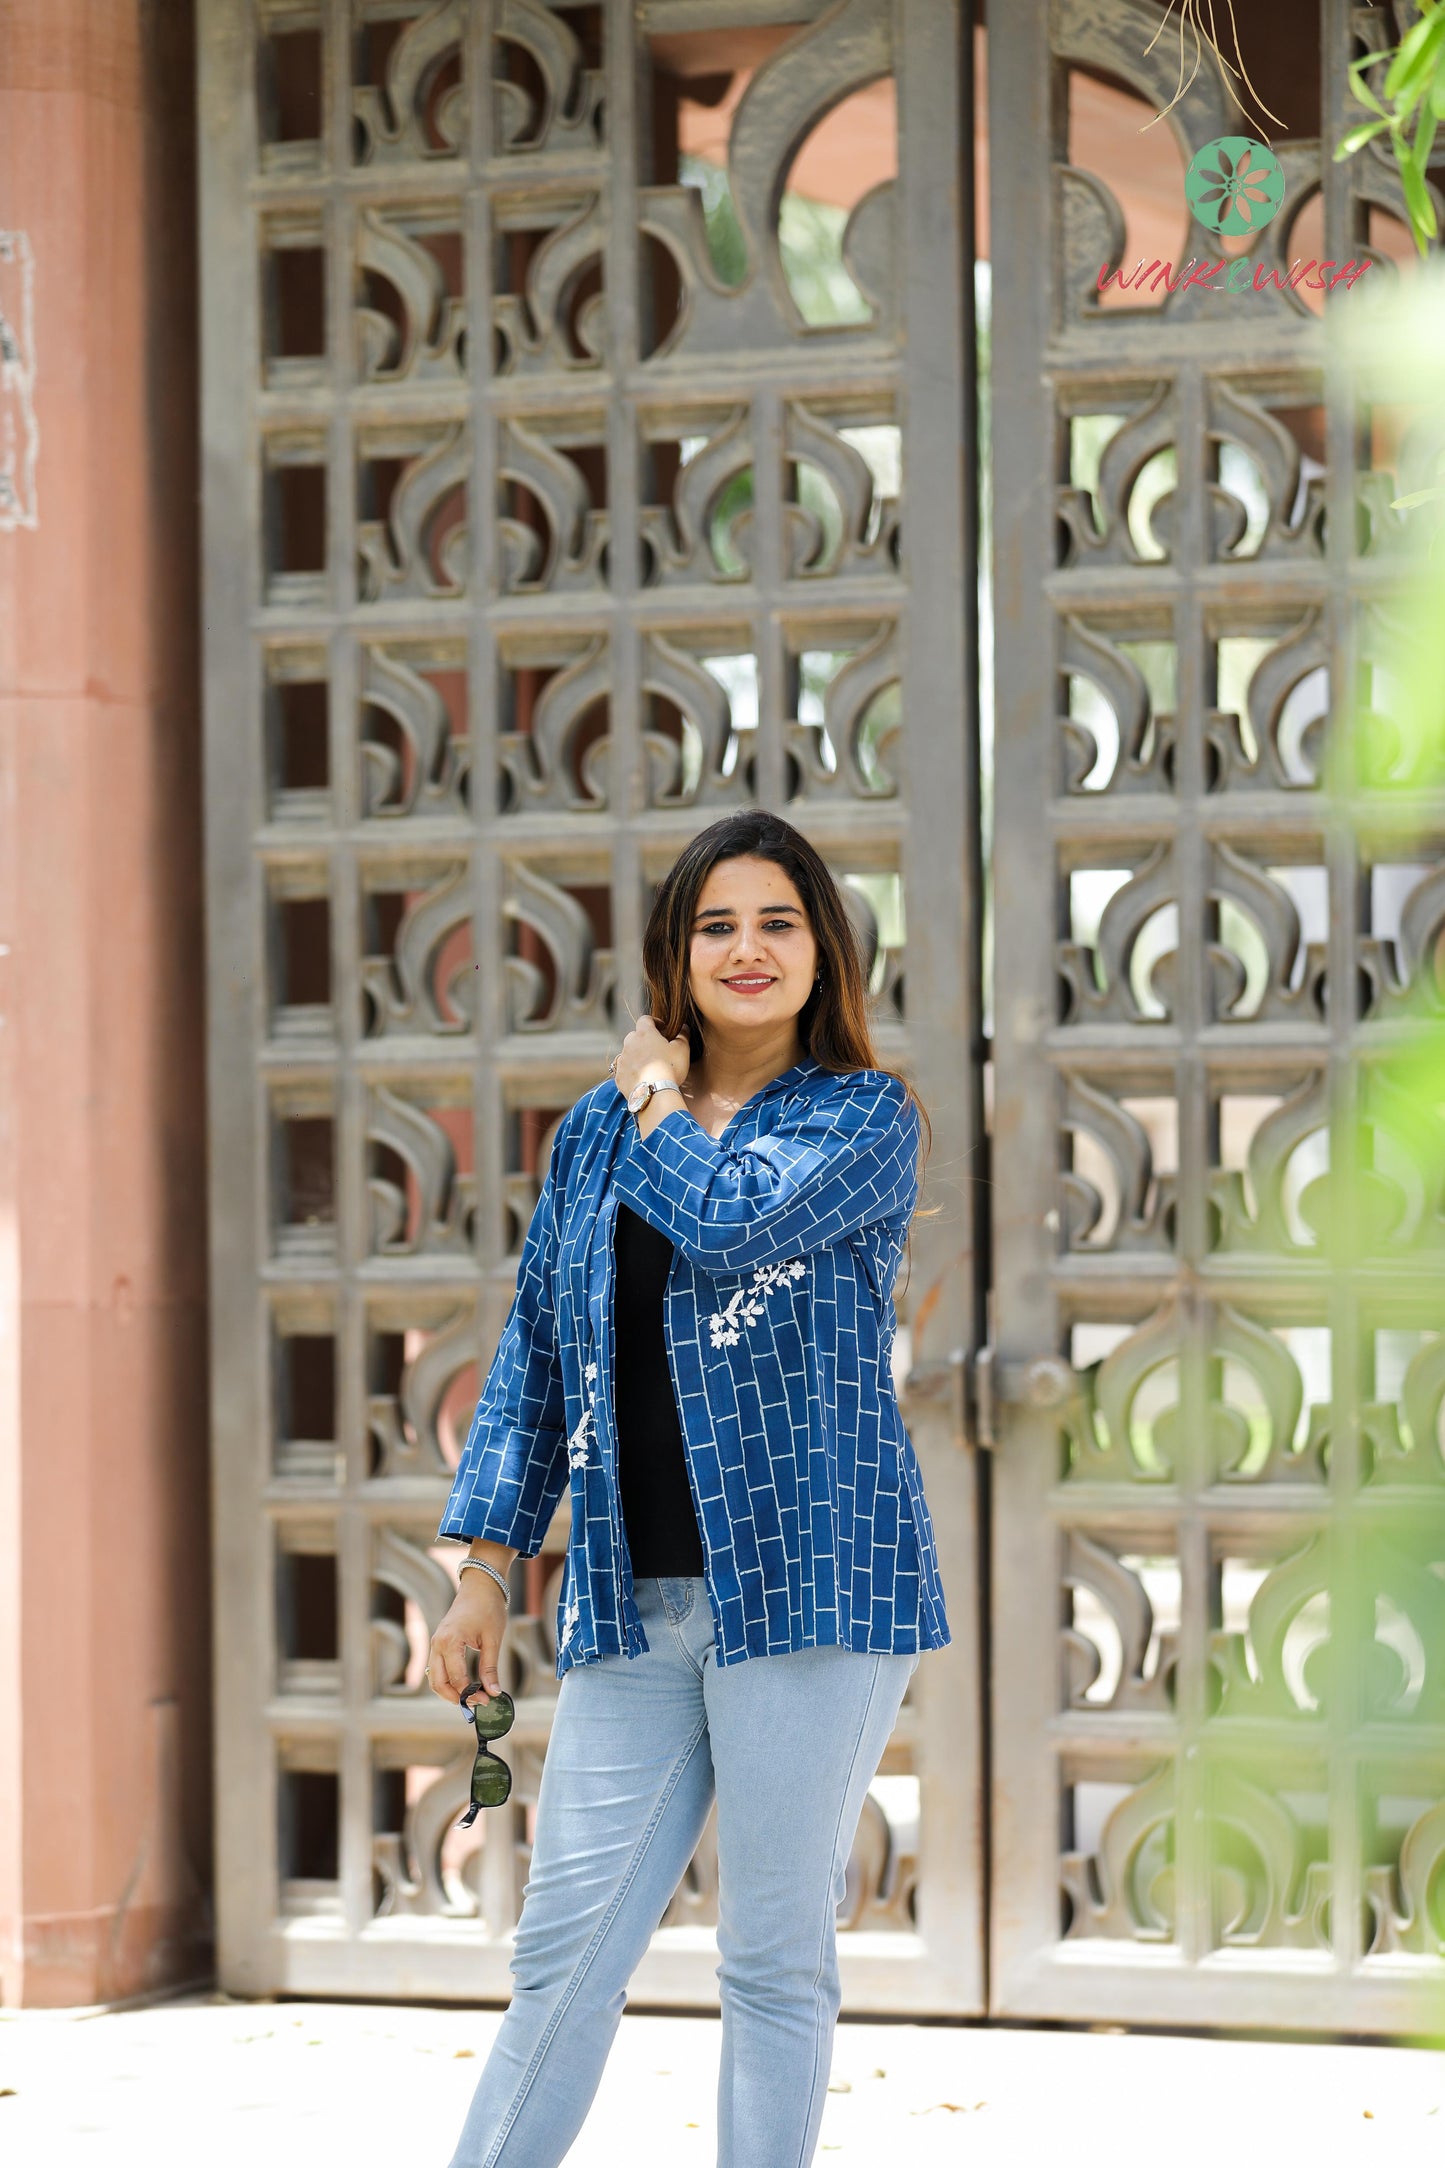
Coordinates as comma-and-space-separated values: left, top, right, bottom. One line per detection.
472, 1752, 512, 1809
470, 1688, 515, 1741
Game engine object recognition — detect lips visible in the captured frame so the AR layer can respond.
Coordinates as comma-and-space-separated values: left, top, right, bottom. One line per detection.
721, 975, 775, 992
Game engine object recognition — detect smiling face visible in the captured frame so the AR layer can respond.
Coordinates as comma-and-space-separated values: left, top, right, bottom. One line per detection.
687, 856, 819, 1047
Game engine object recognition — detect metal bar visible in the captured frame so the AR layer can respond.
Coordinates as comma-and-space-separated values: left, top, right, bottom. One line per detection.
199, 0, 278, 1997
895, 0, 985, 2014
986, 0, 1068, 2018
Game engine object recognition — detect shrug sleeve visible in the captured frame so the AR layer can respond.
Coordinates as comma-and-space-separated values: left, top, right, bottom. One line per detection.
436, 1129, 570, 1555
610, 1069, 919, 1274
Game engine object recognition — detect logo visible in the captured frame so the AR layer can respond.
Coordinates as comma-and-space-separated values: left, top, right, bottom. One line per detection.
1184, 135, 1286, 236
1097, 127, 1373, 301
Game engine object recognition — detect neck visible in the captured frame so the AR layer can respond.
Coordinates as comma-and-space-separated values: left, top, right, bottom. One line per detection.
691, 1024, 805, 1110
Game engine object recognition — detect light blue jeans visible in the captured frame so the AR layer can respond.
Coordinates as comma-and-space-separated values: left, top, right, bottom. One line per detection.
446, 1574, 919, 2168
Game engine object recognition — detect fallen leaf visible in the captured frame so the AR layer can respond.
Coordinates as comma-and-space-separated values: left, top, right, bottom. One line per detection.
0, 2088, 16, 2100
827, 2079, 852, 2093
869, 2067, 887, 2079
454, 2049, 475, 2060
1363, 2110, 1374, 2119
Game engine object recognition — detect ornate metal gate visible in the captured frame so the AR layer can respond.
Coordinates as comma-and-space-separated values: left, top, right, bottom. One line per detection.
199, 0, 982, 2008
989, 0, 1445, 2030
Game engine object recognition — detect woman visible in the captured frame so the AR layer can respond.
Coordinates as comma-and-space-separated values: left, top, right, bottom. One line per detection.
426, 809, 952, 2168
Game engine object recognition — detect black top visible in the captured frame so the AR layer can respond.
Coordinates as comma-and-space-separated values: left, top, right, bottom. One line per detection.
612, 1202, 706, 1578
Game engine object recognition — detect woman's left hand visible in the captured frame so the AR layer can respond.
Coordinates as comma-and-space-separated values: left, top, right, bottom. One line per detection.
612, 1015, 691, 1102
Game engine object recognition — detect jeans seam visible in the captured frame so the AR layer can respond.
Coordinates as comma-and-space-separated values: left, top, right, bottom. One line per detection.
480, 1712, 712, 2167
662, 1585, 706, 1671
789, 1655, 887, 2168
656, 1578, 692, 1627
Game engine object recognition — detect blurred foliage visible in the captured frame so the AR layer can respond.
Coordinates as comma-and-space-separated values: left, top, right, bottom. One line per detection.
1332, 267, 1445, 1998
680, 152, 748, 287
777, 191, 873, 327
679, 153, 874, 326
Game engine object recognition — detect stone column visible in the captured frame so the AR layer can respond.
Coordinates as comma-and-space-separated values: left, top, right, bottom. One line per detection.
0, 0, 211, 2005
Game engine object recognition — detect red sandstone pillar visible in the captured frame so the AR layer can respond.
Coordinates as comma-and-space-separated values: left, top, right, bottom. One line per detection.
0, 0, 211, 2005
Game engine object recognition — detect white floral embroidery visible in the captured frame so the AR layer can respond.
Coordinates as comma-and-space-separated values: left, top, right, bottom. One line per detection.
707, 1258, 806, 1349
567, 1360, 599, 1469
560, 1585, 581, 1648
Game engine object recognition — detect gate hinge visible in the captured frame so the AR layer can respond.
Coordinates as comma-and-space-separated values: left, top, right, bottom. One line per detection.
905, 1347, 1075, 1450
966, 1348, 1078, 1452
904, 1347, 996, 1450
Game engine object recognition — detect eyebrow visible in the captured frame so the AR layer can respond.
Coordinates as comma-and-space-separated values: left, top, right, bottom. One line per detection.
693, 901, 804, 923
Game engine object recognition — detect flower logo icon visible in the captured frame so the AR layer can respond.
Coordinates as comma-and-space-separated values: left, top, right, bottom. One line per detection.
1184, 135, 1286, 236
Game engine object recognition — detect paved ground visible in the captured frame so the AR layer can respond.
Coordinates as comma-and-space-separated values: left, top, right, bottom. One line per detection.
1, 1991, 1443, 2167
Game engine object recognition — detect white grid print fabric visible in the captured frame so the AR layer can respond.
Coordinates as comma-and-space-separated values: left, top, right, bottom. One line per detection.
437, 1058, 953, 1677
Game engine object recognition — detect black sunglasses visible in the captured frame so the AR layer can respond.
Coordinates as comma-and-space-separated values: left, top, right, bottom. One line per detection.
456, 1684, 516, 1826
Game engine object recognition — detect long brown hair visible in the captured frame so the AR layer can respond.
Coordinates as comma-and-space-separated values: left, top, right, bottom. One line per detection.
640, 811, 931, 1156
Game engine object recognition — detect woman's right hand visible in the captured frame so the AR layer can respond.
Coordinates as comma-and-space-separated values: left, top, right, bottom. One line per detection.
613, 1014, 691, 1104
426, 1577, 509, 1705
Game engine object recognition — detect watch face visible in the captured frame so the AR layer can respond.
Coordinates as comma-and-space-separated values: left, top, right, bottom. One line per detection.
626, 1081, 649, 1114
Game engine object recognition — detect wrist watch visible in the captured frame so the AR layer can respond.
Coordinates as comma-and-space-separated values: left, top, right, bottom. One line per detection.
626, 1076, 684, 1117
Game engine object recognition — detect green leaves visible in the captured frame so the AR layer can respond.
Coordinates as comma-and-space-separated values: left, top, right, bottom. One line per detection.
1402, 147, 1439, 249
1390, 486, 1445, 569
1384, 3, 1445, 113
1346, 49, 1393, 121
1335, 117, 1391, 158
1337, 24, 1445, 257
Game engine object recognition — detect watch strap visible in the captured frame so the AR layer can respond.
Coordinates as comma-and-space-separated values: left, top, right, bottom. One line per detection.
631, 1077, 684, 1115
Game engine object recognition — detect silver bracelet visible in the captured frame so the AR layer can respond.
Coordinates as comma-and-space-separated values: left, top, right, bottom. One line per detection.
458, 1557, 511, 1604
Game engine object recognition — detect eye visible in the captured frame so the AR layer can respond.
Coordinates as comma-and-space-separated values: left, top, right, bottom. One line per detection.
693, 913, 802, 937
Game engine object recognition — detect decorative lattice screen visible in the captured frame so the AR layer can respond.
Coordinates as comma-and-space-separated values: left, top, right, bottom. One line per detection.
199, 0, 981, 2009
989, 0, 1445, 2032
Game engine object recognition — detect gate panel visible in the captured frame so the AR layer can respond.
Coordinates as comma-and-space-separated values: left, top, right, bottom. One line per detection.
200, 0, 982, 2009
989, 0, 1445, 2029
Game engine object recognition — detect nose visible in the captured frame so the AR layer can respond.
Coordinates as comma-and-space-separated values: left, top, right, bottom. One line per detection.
729, 920, 766, 962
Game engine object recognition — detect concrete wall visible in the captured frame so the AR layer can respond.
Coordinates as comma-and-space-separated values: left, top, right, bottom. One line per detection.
0, 0, 211, 2006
